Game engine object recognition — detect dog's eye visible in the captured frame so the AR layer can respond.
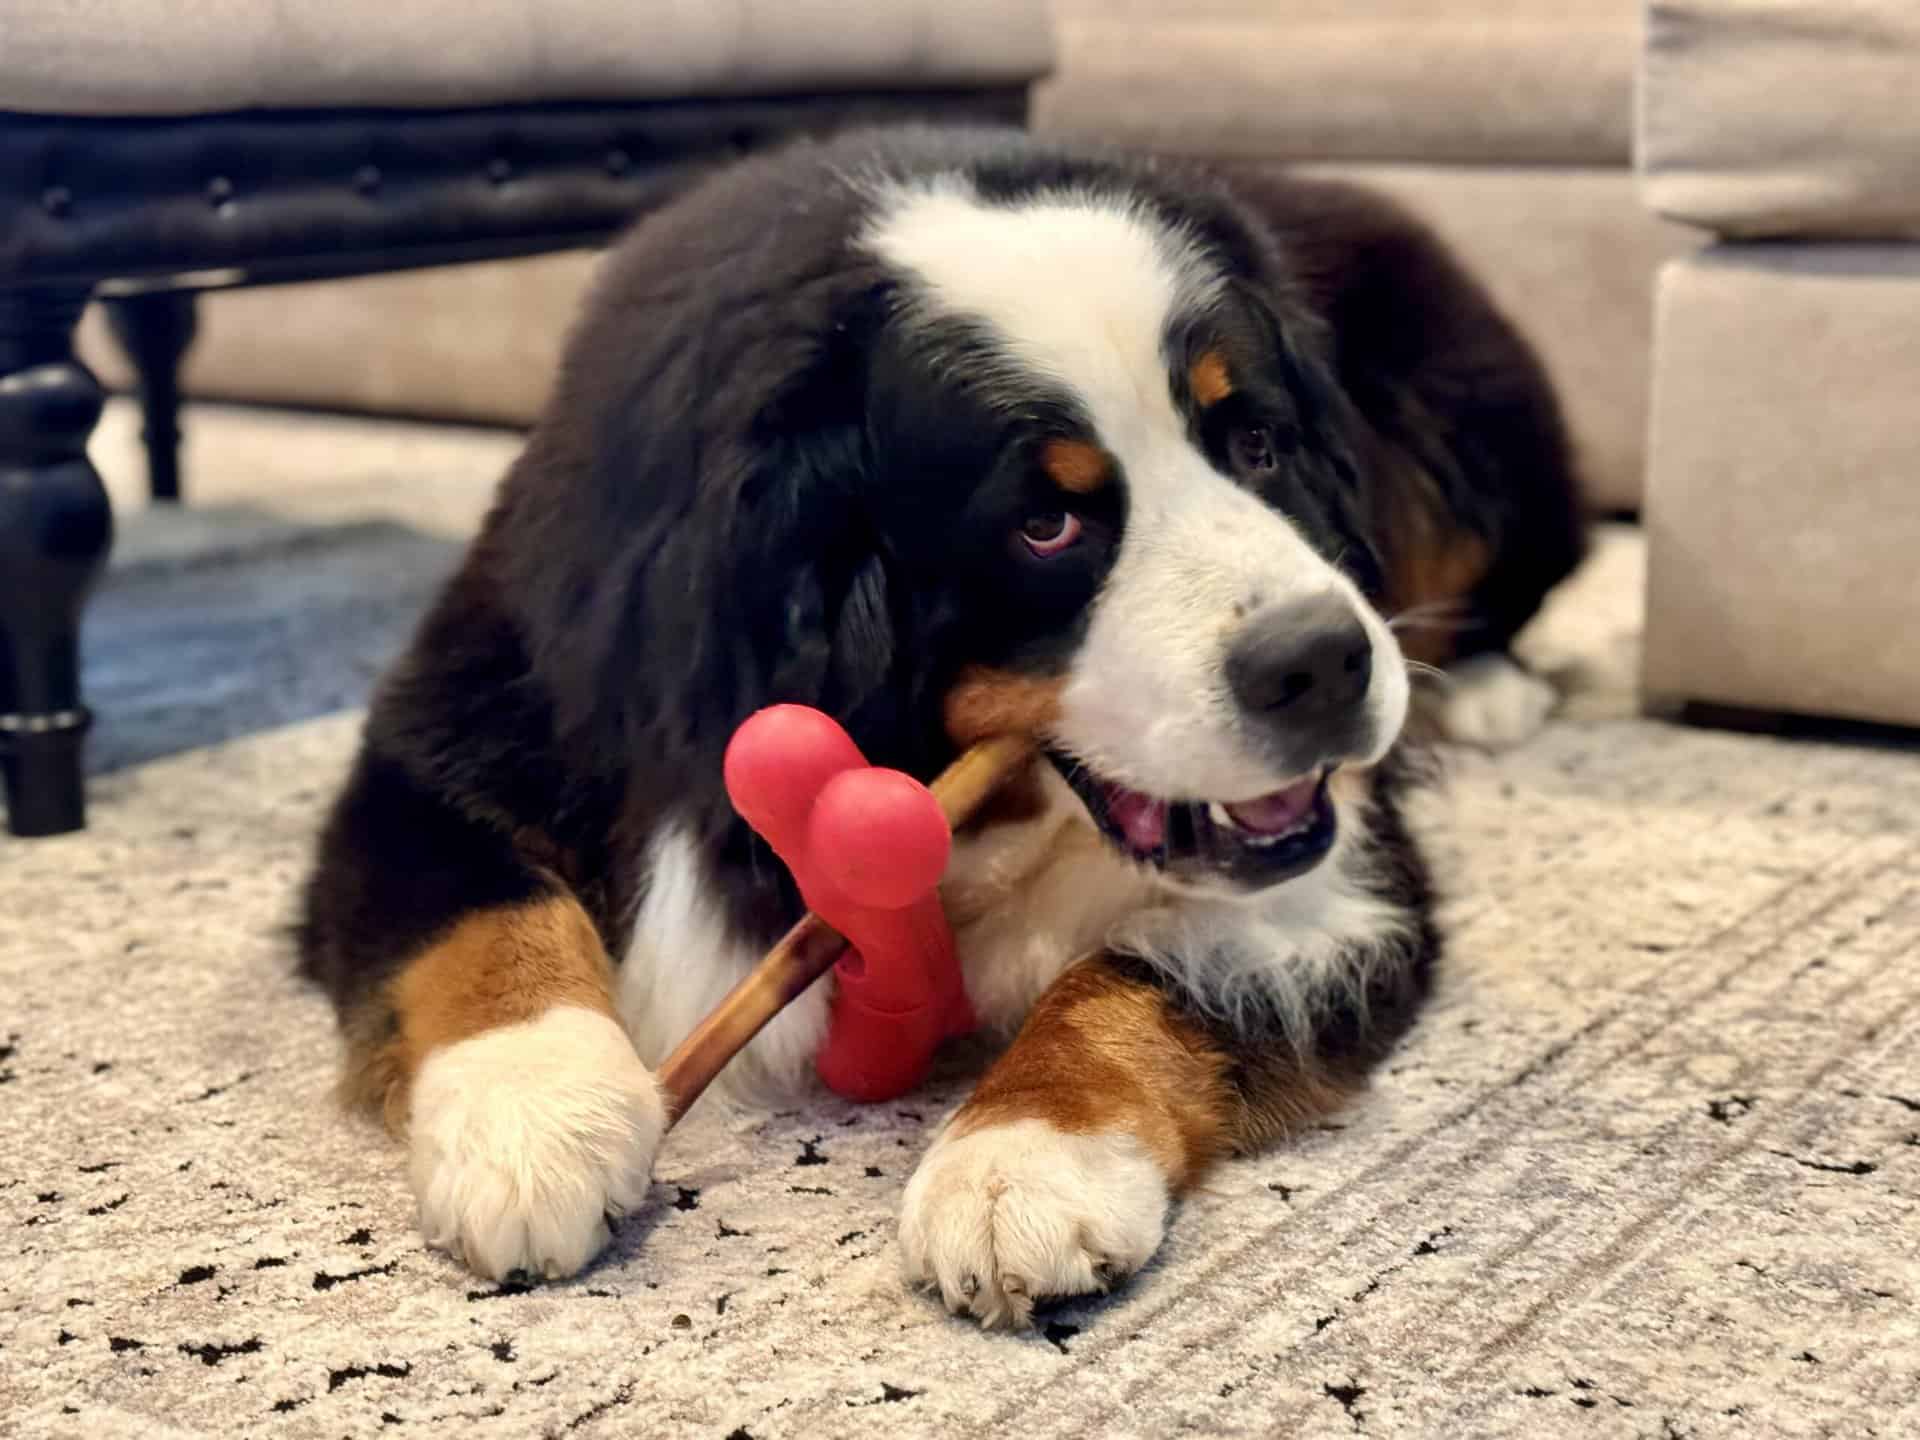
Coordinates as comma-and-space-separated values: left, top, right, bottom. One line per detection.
1228, 424, 1281, 475
1019, 511, 1083, 557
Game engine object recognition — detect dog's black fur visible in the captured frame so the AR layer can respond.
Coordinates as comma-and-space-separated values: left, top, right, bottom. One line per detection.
299, 127, 1583, 1172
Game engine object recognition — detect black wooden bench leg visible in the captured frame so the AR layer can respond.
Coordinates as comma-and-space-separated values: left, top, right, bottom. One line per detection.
0, 289, 113, 837
106, 291, 197, 504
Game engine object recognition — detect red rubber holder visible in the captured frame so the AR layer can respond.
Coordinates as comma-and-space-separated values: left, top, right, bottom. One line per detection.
723, 705, 976, 1102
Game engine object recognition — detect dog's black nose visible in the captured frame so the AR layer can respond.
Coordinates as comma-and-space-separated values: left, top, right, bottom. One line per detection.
1226, 594, 1373, 728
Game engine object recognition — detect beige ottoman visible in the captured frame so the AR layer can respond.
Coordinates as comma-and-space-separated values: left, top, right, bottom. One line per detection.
1638, 1, 1920, 728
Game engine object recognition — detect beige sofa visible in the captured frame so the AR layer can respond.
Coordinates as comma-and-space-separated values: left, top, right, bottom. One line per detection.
1038, 0, 1696, 513
1637, 1, 1920, 728
82, 1, 1694, 513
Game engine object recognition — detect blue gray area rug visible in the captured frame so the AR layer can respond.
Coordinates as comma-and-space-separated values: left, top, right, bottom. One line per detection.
84, 509, 460, 775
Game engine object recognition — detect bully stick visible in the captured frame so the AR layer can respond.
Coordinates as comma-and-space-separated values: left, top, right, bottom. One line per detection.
656, 734, 1033, 1125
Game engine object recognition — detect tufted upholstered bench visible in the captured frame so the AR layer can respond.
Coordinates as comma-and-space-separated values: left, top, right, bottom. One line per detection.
0, 2, 1054, 836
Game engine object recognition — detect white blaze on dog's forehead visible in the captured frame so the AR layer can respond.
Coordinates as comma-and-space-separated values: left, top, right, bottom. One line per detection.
862, 178, 1220, 446
865, 173, 1410, 810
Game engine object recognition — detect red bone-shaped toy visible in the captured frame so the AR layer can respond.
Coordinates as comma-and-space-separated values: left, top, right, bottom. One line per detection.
722, 705, 978, 1102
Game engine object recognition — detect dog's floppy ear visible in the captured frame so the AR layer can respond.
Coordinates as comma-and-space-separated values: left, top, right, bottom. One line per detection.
1225, 275, 1390, 601
504, 274, 915, 790
740, 360, 909, 743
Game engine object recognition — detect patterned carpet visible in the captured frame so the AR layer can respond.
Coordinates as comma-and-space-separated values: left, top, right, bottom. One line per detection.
2, 407, 1915, 1437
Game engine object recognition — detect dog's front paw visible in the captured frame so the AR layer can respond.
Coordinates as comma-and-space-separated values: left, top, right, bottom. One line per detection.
407, 1005, 665, 1281
898, 1118, 1167, 1328
1436, 652, 1558, 750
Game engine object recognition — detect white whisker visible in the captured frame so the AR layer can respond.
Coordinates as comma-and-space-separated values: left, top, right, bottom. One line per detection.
1385, 600, 1473, 635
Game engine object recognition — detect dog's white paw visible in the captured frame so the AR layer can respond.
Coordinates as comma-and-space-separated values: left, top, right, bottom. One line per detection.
1437, 653, 1558, 750
898, 1118, 1167, 1328
408, 1005, 665, 1282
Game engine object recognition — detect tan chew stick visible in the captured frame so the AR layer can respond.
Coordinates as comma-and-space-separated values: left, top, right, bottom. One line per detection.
656, 734, 1033, 1126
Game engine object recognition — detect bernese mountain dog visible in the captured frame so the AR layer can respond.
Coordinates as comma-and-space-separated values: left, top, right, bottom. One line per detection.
298, 128, 1585, 1327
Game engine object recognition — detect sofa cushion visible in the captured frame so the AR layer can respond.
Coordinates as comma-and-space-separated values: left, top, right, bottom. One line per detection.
1639, 1, 1920, 239
0, 0, 1053, 117
1034, 0, 1639, 165
1642, 245, 1920, 727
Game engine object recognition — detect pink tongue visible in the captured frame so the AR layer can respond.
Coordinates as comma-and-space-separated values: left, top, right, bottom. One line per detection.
1225, 776, 1320, 835
1105, 787, 1169, 852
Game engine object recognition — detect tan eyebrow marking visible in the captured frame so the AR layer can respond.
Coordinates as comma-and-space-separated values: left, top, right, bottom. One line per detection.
1040, 439, 1113, 495
1189, 350, 1233, 408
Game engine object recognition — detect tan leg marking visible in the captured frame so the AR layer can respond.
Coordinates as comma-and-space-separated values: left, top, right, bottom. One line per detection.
343, 894, 615, 1132
954, 958, 1358, 1188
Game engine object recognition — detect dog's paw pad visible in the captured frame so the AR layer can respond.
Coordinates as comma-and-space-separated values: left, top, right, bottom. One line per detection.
898, 1118, 1167, 1329
408, 1005, 665, 1282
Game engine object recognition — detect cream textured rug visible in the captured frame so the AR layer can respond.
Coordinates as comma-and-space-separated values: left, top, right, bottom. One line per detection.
2, 405, 1917, 1438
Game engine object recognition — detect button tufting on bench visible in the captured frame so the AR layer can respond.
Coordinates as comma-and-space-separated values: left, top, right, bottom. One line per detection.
0, 92, 1030, 288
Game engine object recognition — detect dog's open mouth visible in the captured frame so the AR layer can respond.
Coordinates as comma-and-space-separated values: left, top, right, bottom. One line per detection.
1049, 755, 1338, 891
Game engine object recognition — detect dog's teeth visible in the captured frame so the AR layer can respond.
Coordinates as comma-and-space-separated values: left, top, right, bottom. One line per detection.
1210, 798, 1310, 844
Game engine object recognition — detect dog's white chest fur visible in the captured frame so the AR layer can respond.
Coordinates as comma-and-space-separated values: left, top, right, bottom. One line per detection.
943, 764, 1162, 1033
